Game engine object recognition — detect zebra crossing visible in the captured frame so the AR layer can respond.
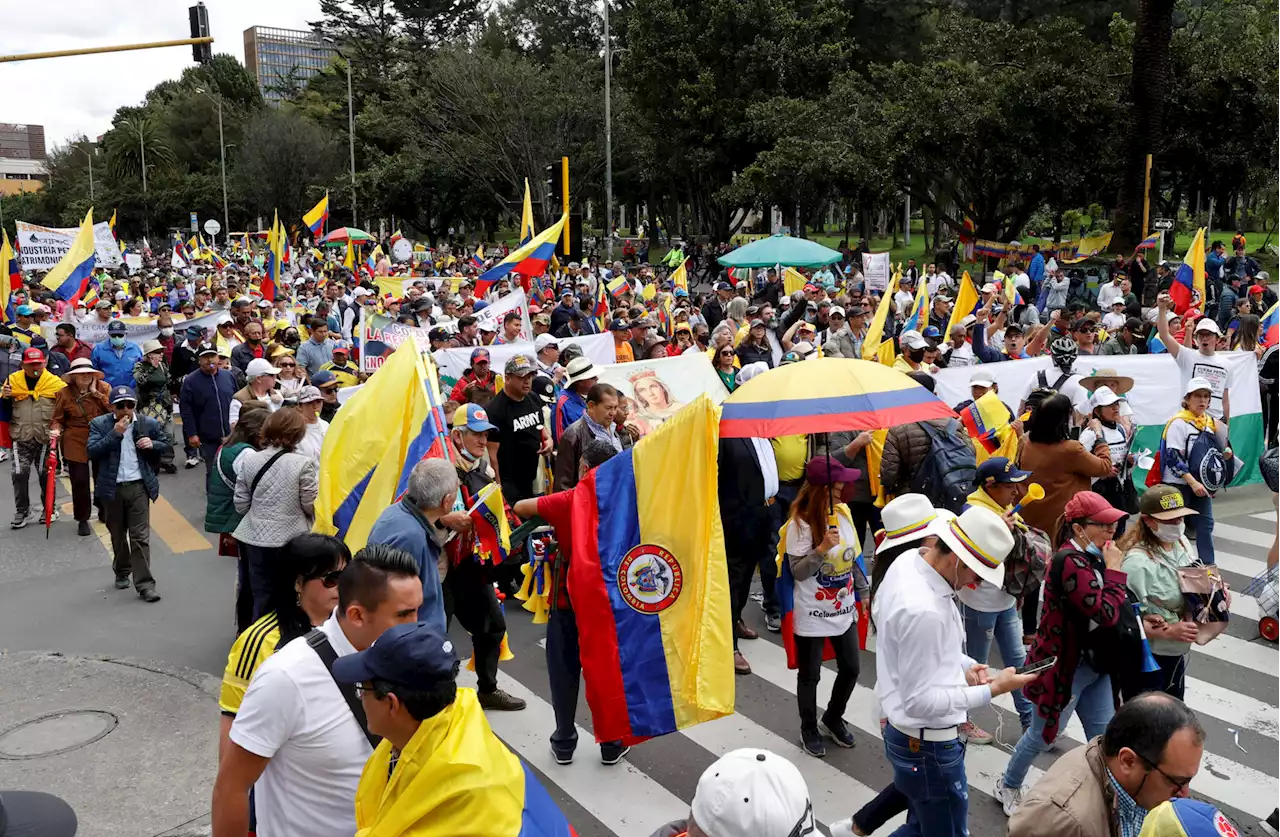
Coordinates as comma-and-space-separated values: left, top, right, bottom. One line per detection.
464, 506, 1278, 837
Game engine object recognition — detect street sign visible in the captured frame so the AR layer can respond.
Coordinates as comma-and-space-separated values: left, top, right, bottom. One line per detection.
203, 219, 221, 237
189, 212, 198, 232
1153, 218, 1174, 231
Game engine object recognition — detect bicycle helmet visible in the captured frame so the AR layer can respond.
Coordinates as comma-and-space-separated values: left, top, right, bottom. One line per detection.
1049, 336, 1078, 371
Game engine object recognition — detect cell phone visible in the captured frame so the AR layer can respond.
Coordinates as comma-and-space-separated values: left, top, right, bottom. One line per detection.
1015, 657, 1057, 676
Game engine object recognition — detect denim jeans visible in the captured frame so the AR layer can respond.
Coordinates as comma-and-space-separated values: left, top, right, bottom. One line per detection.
884, 724, 969, 837
1002, 660, 1114, 789
961, 603, 1033, 730
1174, 484, 1215, 565
853, 783, 908, 835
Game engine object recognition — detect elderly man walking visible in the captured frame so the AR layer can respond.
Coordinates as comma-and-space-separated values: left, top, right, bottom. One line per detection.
3, 347, 65, 529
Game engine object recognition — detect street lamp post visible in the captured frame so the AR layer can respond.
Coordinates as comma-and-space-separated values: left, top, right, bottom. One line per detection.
603, 0, 613, 260
195, 87, 229, 238
121, 118, 149, 239
73, 143, 94, 203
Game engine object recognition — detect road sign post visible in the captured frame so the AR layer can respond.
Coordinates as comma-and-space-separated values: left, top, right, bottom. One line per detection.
1153, 218, 1174, 265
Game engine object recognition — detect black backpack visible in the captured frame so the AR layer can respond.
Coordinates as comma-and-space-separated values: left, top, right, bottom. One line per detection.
1049, 548, 1143, 676
908, 418, 977, 515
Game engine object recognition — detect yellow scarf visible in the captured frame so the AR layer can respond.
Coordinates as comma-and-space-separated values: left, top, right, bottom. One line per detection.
354, 689, 526, 837
7, 369, 66, 401
965, 486, 1025, 528
1167, 408, 1216, 435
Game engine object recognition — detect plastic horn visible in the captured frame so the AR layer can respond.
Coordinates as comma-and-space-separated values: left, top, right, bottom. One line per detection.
1135, 602, 1162, 673
1010, 482, 1045, 515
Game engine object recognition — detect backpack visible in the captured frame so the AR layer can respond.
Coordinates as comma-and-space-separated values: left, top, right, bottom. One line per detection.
1036, 369, 1072, 392
1050, 548, 1143, 676
908, 418, 977, 515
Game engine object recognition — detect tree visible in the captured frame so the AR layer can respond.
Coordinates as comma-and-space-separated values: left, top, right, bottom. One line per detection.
395, 0, 484, 51
231, 109, 344, 224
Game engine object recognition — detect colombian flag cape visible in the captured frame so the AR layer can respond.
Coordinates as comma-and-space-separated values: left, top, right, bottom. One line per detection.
569, 395, 734, 746
353, 688, 574, 837
959, 390, 1018, 465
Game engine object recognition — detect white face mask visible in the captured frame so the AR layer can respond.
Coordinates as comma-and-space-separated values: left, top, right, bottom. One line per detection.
1154, 520, 1184, 543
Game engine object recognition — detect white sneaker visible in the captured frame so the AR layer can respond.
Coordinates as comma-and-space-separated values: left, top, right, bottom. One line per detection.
185, 455, 200, 469
994, 776, 1022, 817
828, 817, 857, 837
0, 448, 9, 462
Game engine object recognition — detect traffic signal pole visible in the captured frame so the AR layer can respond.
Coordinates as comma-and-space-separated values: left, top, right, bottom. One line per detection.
0, 38, 214, 64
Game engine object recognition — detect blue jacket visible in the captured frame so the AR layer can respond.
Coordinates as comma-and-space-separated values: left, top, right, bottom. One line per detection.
86, 413, 170, 502
1028, 252, 1045, 288
91, 340, 144, 389
365, 499, 447, 631
178, 368, 236, 445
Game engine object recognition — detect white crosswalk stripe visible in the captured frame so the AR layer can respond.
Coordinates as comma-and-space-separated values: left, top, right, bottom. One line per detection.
1213, 523, 1275, 550
1249, 511, 1277, 523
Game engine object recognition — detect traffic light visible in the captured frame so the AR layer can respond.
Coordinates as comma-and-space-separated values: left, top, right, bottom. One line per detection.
544, 162, 562, 208
189, 3, 212, 64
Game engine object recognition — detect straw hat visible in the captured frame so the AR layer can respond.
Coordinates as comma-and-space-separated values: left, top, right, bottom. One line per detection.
64, 357, 104, 380
1078, 367, 1134, 395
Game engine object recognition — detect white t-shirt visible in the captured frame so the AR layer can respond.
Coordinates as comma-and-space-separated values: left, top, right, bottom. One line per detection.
296, 417, 330, 462
943, 341, 976, 368
229, 614, 373, 837
785, 515, 860, 637
1097, 282, 1125, 309
1079, 422, 1130, 474
957, 580, 1015, 613
894, 290, 915, 316
1173, 349, 1228, 419
1101, 311, 1127, 331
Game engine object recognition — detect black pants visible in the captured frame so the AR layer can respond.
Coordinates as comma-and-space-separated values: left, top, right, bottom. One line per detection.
443, 559, 506, 694
200, 441, 220, 479
848, 501, 883, 548
103, 481, 154, 591
1021, 581, 1041, 636
1263, 386, 1278, 448
243, 543, 284, 621
725, 506, 771, 650
0, 790, 78, 837
545, 607, 625, 758
853, 783, 909, 835
794, 623, 861, 733
66, 460, 92, 523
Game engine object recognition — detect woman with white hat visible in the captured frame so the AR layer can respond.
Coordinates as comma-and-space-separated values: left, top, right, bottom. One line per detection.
1078, 385, 1135, 535
134, 340, 177, 474
50, 357, 111, 536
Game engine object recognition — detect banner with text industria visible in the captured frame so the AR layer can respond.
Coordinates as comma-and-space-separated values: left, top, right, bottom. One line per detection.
15, 220, 123, 271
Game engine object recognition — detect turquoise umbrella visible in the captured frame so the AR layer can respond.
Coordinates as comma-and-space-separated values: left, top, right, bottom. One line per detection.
716, 234, 842, 269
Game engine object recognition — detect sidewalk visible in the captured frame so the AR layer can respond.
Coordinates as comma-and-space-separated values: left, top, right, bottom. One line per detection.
0, 651, 219, 837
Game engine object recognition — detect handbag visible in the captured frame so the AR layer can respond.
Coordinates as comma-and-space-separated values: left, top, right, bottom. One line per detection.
1176, 563, 1230, 645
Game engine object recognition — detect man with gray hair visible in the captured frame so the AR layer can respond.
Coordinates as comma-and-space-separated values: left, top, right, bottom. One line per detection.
365, 458, 469, 630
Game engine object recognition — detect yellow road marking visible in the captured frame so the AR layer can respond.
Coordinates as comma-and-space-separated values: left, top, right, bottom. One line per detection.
58, 477, 113, 553
57, 476, 212, 554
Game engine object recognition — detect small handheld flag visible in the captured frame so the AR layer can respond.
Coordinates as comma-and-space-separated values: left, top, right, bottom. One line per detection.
469, 483, 511, 563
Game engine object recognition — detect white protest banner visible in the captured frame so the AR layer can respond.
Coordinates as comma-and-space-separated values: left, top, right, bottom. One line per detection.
475, 288, 534, 342
433, 332, 616, 388
125, 253, 143, 274
359, 311, 432, 373
861, 252, 890, 292
932, 351, 1264, 486
595, 351, 726, 436
15, 220, 123, 270
53, 310, 226, 346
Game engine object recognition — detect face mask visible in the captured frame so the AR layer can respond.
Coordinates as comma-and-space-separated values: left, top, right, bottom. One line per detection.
1154, 520, 1184, 542
109, 336, 125, 348
159, 327, 174, 338
908, 347, 925, 363
1084, 542, 1102, 558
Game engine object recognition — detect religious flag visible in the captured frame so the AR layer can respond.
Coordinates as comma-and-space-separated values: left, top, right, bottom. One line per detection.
474, 214, 567, 296
520, 178, 535, 246
303, 192, 329, 238
946, 271, 980, 336
262, 210, 284, 303
41, 208, 96, 303
1261, 302, 1278, 349
569, 395, 734, 746
862, 271, 898, 363
670, 257, 689, 292
315, 340, 450, 551
468, 482, 511, 564
1169, 227, 1206, 315
959, 390, 1018, 465
471, 244, 485, 270
903, 278, 928, 334
1, 231, 19, 323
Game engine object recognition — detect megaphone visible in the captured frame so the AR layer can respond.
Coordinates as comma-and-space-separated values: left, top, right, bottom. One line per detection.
1011, 482, 1045, 515
1134, 602, 1162, 674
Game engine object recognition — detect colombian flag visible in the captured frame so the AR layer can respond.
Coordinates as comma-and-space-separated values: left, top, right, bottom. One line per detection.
959, 390, 1017, 465
42, 208, 97, 303
470, 245, 485, 270
569, 396, 734, 746
606, 276, 629, 299
670, 257, 689, 292
903, 280, 929, 333
469, 482, 511, 563
474, 214, 567, 296
862, 271, 898, 364
207, 248, 228, 270
303, 192, 329, 238
353, 689, 574, 837
946, 271, 981, 335
1, 231, 19, 323
1169, 227, 1206, 315
262, 211, 284, 303
1135, 232, 1161, 251
1261, 302, 1278, 349
315, 340, 451, 551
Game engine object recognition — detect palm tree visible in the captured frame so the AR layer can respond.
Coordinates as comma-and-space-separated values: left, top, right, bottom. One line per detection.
105, 116, 174, 183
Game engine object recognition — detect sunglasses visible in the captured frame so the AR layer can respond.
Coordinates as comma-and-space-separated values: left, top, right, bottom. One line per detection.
278, 361, 297, 367
114, 402, 137, 410
718, 350, 734, 357
353, 683, 384, 700
309, 568, 344, 588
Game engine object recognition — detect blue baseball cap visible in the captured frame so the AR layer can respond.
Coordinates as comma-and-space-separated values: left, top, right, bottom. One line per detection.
452, 403, 498, 433
110, 385, 138, 405
922, 325, 942, 340
186, 324, 205, 339
15, 304, 32, 316
976, 456, 1032, 485
331, 621, 459, 689
673, 286, 689, 298
311, 369, 338, 388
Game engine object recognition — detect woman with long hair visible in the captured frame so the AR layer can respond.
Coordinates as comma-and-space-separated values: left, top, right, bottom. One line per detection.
1232, 312, 1260, 352
994, 491, 1128, 817
783, 456, 866, 758
206, 406, 270, 633
1116, 485, 1201, 700
1017, 393, 1113, 540
735, 319, 773, 368
725, 296, 749, 333
711, 341, 738, 393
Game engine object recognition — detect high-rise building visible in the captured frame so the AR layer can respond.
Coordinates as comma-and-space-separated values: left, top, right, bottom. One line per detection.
0, 123, 48, 195
243, 26, 337, 103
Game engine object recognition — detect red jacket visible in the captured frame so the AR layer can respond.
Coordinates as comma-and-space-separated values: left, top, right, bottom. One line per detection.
63, 339, 94, 363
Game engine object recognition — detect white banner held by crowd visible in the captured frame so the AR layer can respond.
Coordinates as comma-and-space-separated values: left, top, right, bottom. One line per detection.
15, 220, 123, 271
433, 332, 616, 387
862, 252, 890, 292
474, 288, 534, 343
50, 310, 225, 346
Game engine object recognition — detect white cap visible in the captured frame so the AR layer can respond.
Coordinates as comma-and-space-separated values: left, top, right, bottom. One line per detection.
736, 361, 770, 387
690, 749, 812, 837
981, 282, 997, 294
478, 320, 497, 332
1185, 376, 1213, 396
969, 368, 995, 388
958, 314, 977, 329
245, 358, 281, 378
352, 287, 371, 298
1091, 385, 1122, 408
1193, 318, 1221, 335
216, 313, 234, 325
534, 333, 558, 351
829, 306, 846, 317
792, 341, 816, 359
780, 296, 792, 306
899, 330, 928, 350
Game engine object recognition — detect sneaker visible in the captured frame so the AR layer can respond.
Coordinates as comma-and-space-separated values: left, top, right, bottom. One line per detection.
800, 728, 826, 758
160, 462, 178, 474
764, 612, 781, 632
46, 508, 59, 523
600, 743, 631, 765
551, 746, 574, 766
185, 455, 200, 469
820, 715, 856, 748
77, 520, 92, 537
10, 512, 29, 529
478, 689, 527, 711
960, 720, 993, 745
733, 650, 751, 675
0, 449, 9, 462
114, 576, 132, 590
994, 776, 1022, 817
139, 588, 162, 603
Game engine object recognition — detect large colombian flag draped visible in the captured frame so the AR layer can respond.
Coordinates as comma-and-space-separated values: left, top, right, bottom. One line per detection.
474, 214, 567, 296
569, 395, 734, 746
42, 208, 97, 304
314, 340, 450, 551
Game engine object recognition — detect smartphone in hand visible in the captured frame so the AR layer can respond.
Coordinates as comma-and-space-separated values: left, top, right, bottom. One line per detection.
1015, 656, 1057, 676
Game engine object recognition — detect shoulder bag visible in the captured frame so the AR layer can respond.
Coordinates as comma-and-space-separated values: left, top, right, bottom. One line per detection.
305, 630, 380, 749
